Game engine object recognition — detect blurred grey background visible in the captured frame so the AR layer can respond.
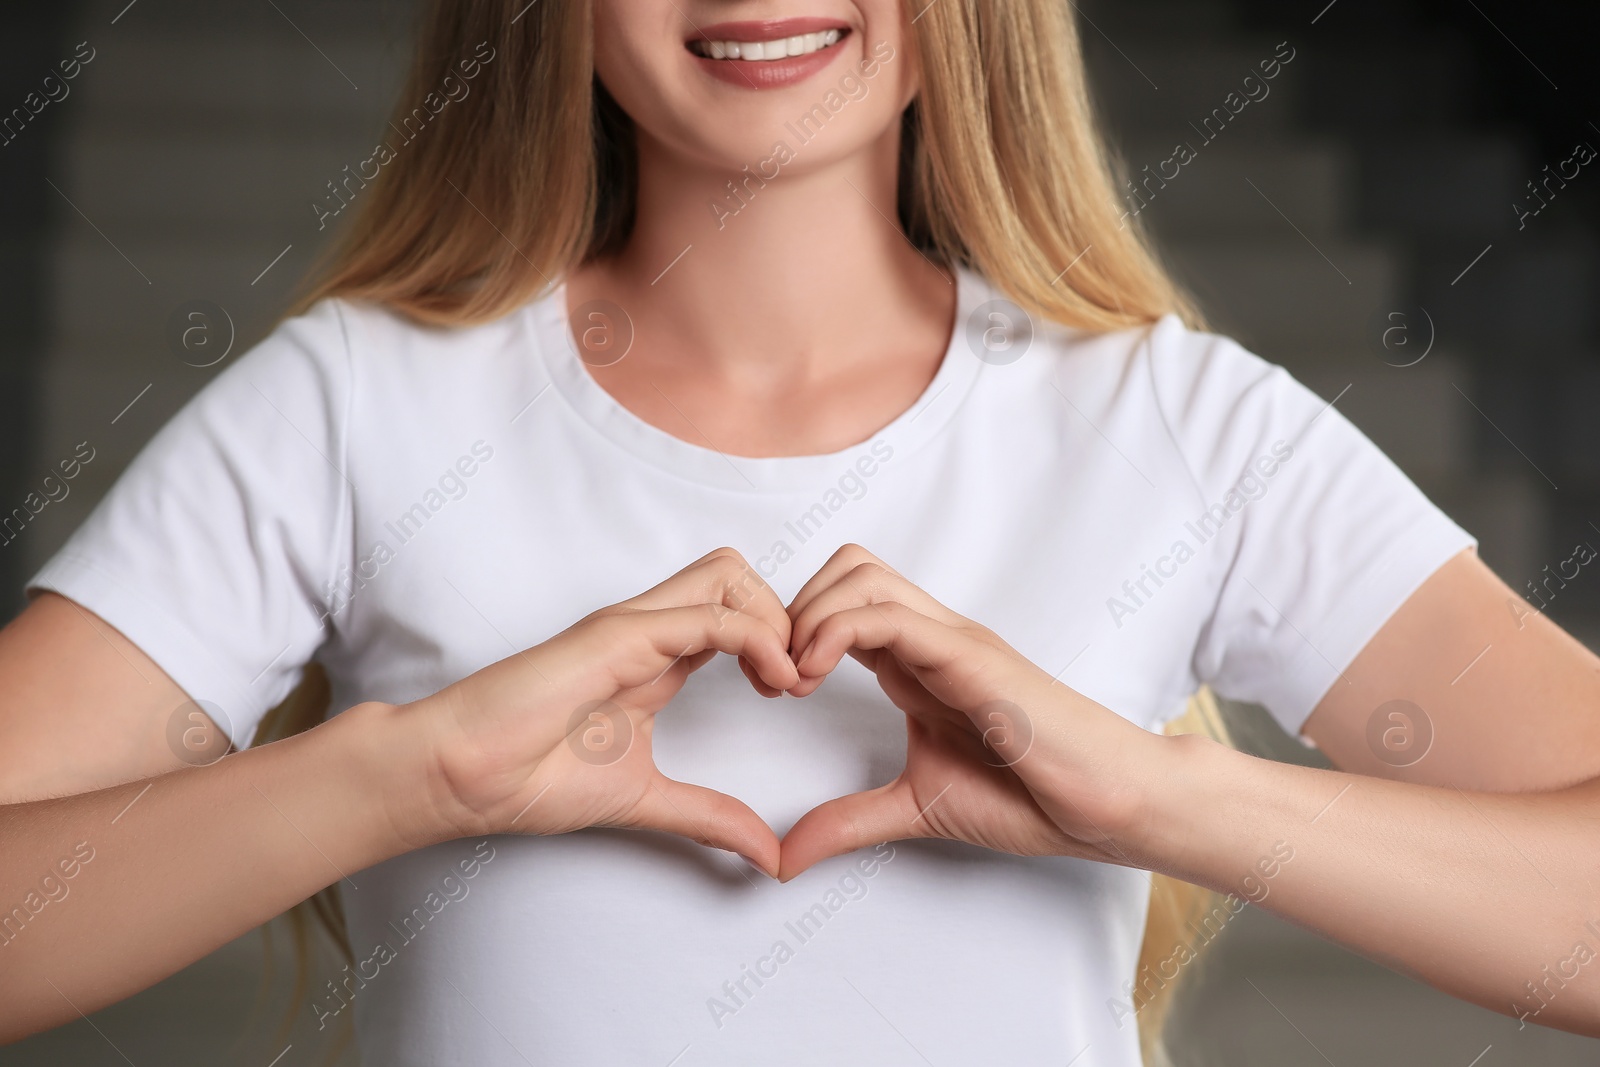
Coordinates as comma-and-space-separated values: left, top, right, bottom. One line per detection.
3, 0, 1598, 1063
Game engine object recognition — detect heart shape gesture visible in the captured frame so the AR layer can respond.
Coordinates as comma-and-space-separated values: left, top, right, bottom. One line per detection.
413, 545, 1159, 883
771, 544, 1158, 880
417, 548, 802, 876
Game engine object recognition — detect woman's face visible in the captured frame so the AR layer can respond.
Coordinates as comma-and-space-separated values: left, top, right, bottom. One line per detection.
591, 1, 918, 178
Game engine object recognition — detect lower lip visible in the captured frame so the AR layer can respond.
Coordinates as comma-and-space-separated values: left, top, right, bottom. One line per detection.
691, 38, 848, 89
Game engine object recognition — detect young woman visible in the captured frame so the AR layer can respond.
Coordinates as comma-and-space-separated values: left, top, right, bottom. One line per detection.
2, 2, 1598, 1064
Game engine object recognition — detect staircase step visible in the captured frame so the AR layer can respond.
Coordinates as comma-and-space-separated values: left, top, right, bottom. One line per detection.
1553, 363, 1600, 486
1356, 133, 1531, 239
1086, 38, 1307, 142
69, 30, 413, 125
1458, 356, 1600, 496
47, 233, 319, 353
1076, 0, 1242, 36
1119, 137, 1354, 239
1166, 239, 1403, 353
58, 126, 397, 237
81, 0, 415, 31
1419, 233, 1599, 353
1301, 37, 1478, 132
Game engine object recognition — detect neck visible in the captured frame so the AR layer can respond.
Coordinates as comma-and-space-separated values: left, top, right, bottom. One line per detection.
570, 120, 953, 380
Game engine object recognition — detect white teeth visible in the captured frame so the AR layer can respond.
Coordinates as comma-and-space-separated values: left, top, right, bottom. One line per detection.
694, 27, 842, 61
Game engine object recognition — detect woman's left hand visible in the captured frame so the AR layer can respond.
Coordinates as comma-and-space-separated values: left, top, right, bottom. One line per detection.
778, 545, 1164, 880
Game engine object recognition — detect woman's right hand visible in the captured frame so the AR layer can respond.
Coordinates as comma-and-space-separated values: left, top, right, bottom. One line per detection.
405, 548, 798, 876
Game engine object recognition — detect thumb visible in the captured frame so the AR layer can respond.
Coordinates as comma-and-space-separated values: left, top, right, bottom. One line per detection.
628, 775, 781, 878
778, 779, 923, 882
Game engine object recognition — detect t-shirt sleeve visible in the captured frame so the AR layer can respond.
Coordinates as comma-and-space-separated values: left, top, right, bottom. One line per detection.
1146, 315, 1477, 737
26, 298, 355, 750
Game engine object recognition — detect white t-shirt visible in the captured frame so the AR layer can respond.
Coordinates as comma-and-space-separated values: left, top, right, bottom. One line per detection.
30, 266, 1474, 1066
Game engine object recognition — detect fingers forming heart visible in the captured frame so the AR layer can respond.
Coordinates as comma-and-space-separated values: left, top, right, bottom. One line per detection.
591, 544, 1134, 883
756, 544, 1081, 880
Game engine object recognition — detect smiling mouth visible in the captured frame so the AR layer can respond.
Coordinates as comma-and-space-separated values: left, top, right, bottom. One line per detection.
688, 28, 847, 61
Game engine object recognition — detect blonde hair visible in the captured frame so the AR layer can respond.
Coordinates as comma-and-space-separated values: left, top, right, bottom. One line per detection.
289, 0, 1202, 333
266, 0, 1221, 1060
1140, 690, 1233, 1066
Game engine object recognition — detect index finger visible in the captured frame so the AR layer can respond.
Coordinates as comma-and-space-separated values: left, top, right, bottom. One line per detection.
785, 543, 906, 626
620, 547, 793, 648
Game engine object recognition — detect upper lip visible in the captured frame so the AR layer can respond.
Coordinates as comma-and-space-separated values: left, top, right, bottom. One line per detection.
687, 17, 851, 43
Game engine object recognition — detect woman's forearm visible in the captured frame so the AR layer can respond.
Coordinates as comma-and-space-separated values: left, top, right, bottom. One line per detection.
0, 553, 806, 1043
0, 700, 456, 1042
1131, 733, 1600, 1035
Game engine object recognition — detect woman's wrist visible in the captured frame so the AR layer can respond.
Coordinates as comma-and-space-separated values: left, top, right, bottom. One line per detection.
1116, 728, 1276, 894
1015, 683, 1195, 862
329, 697, 491, 853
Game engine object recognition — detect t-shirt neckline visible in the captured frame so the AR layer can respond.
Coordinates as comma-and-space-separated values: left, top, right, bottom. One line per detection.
525, 266, 991, 493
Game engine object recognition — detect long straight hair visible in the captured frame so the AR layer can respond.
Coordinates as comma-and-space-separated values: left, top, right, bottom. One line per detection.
288, 0, 1202, 332
268, 2, 1218, 1063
